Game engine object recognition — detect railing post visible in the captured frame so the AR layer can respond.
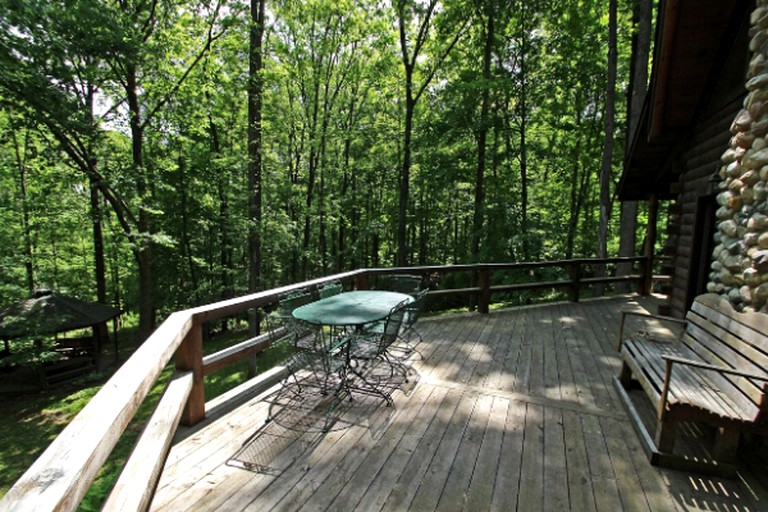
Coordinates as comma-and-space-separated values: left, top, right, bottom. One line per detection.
176, 318, 205, 426
355, 272, 370, 290
568, 262, 582, 302
478, 267, 491, 314
640, 195, 659, 296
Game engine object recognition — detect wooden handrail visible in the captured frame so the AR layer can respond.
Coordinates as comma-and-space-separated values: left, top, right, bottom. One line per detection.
0, 256, 652, 512
0, 311, 194, 512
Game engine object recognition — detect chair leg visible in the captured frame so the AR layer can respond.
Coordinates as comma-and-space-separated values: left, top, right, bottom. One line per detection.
399, 328, 424, 360
347, 359, 394, 406
385, 353, 409, 383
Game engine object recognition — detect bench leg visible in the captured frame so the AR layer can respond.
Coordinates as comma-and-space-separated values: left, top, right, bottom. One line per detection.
654, 417, 678, 454
713, 426, 740, 463
618, 361, 634, 388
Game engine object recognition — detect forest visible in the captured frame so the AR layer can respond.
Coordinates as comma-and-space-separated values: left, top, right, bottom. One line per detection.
0, 0, 655, 340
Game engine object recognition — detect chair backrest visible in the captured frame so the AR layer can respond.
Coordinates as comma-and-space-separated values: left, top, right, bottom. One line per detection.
378, 299, 410, 353
277, 289, 313, 317
384, 274, 422, 295
403, 288, 428, 331
319, 281, 343, 299
274, 290, 318, 348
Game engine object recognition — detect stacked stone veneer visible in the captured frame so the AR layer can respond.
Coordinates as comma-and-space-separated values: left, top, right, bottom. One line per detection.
710, 3, 768, 312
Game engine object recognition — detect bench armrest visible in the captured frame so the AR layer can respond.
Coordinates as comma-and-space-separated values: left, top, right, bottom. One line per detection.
617, 310, 686, 351
658, 355, 768, 420
662, 355, 768, 382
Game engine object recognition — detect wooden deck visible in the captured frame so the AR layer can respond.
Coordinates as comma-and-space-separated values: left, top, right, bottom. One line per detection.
149, 295, 768, 511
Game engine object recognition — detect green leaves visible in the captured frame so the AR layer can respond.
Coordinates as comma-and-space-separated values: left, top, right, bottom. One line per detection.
0, 0, 638, 318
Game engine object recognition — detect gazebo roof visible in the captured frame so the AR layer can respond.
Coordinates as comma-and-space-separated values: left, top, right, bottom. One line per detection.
0, 289, 122, 338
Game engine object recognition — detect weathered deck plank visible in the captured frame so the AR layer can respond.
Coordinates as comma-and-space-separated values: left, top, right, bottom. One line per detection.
562, 408, 598, 512
461, 394, 506, 511
354, 385, 450, 511
150, 295, 768, 511
379, 387, 464, 512
489, 398, 525, 511
406, 390, 478, 511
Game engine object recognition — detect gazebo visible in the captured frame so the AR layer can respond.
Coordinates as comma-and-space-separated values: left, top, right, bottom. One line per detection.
0, 289, 122, 384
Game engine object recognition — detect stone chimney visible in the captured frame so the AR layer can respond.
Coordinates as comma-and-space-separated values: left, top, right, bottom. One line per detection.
710, 2, 768, 312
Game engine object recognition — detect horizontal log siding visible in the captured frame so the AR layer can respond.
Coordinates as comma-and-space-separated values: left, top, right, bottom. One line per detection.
667, 94, 743, 317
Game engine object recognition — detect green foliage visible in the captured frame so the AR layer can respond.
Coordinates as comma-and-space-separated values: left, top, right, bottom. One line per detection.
0, 335, 61, 368
0, 0, 647, 318
0, 1, 656, 504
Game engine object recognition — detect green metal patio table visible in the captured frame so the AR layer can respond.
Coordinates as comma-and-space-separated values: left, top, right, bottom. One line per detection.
291, 290, 413, 328
291, 290, 413, 408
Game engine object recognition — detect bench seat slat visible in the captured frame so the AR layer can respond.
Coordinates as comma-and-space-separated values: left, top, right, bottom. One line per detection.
622, 338, 752, 423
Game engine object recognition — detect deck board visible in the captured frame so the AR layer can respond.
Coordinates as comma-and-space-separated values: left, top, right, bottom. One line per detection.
150, 295, 768, 511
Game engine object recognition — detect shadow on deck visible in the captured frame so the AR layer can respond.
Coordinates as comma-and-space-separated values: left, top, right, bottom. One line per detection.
150, 295, 768, 511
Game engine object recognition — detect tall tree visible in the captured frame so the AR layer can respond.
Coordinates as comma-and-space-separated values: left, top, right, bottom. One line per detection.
514, 0, 536, 260
0, 0, 128, 304
617, 0, 652, 290
248, 0, 266, 335
0, 0, 226, 338
595, 0, 618, 294
111, 0, 226, 337
395, 0, 466, 266
471, 1, 495, 262
8, 118, 35, 293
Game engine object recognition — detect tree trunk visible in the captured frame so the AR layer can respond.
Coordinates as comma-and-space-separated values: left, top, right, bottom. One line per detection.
247, 0, 265, 348
472, 7, 494, 263
89, 174, 108, 357
11, 125, 35, 293
566, 159, 580, 260
126, 62, 154, 339
209, 112, 233, 331
398, 94, 414, 267
595, 0, 618, 296
517, 5, 531, 261
617, 0, 652, 292
627, 0, 652, 143
339, 120, 354, 271
177, 154, 199, 294
519, 89, 529, 260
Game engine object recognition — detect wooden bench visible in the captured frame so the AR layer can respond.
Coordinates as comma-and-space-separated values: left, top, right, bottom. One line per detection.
613, 293, 768, 476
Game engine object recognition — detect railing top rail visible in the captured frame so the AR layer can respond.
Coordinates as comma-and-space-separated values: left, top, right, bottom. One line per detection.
188, 270, 366, 323
365, 257, 646, 275
0, 311, 194, 512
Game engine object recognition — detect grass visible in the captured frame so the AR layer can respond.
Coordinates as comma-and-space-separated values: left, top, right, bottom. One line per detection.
0, 324, 284, 510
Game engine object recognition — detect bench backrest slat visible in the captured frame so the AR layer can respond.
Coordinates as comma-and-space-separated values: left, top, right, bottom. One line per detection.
685, 316, 768, 375
681, 294, 768, 421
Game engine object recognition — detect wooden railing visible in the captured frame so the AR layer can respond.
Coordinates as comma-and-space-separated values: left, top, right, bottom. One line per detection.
0, 257, 651, 512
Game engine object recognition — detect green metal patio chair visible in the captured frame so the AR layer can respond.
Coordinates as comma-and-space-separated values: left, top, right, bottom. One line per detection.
347, 298, 411, 405
266, 290, 338, 394
318, 280, 343, 299
383, 274, 422, 295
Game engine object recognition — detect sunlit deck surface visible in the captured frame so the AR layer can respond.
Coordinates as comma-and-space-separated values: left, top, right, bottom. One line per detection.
150, 295, 768, 511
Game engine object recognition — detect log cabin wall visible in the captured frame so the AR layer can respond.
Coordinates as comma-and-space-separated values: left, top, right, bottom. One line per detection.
664, 95, 746, 317
619, 0, 756, 318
